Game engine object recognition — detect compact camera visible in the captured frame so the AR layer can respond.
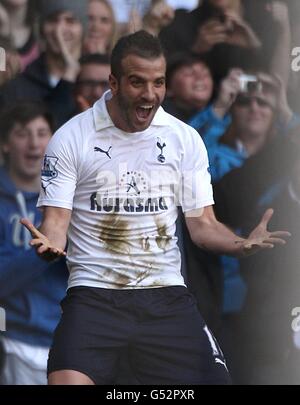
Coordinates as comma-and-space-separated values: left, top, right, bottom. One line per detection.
239, 74, 263, 93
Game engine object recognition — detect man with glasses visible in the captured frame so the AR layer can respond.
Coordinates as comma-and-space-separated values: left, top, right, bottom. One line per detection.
74, 54, 111, 113
190, 69, 299, 370
196, 70, 290, 183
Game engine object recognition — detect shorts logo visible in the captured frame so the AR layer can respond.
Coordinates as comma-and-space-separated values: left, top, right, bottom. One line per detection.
41, 155, 58, 191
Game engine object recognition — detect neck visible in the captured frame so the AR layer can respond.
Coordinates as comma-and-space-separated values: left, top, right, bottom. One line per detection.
238, 132, 266, 156
106, 97, 130, 132
9, 170, 40, 193
174, 98, 204, 113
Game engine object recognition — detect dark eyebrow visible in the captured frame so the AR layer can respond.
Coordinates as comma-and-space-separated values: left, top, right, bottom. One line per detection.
128, 75, 144, 80
128, 75, 166, 81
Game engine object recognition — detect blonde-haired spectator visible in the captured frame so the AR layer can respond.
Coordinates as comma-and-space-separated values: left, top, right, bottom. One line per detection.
83, 0, 117, 55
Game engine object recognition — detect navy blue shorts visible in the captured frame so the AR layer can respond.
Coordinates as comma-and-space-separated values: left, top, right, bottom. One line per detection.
48, 286, 231, 385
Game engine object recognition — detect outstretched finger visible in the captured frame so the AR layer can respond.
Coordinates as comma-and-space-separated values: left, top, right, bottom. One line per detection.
264, 237, 286, 245
244, 242, 273, 250
20, 218, 43, 239
259, 208, 274, 229
37, 245, 51, 255
30, 238, 45, 248
48, 247, 66, 258
270, 231, 291, 238
38, 245, 66, 257
259, 242, 274, 249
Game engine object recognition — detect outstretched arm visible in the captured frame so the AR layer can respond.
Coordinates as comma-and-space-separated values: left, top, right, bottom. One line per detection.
185, 206, 290, 258
20, 206, 71, 262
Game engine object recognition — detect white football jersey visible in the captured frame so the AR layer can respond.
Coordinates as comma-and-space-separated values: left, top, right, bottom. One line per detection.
37, 91, 214, 290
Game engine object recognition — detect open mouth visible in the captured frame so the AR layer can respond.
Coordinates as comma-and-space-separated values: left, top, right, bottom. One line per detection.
24, 155, 41, 164
194, 82, 207, 92
136, 105, 154, 121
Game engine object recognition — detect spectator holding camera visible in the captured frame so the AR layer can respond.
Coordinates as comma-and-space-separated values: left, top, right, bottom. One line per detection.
213, 121, 300, 384
194, 71, 299, 182
160, 0, 261, 81
190, 70, 300, 335
244, 1, 292, 89
191, 0, 261, 54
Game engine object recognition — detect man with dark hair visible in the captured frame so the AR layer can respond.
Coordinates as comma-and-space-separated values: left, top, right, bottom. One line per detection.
163, 52, 215, 122
21, 30, 289, 385
110, 29, 164, 81
0, 103, 68, 385
74, 54, 111, 112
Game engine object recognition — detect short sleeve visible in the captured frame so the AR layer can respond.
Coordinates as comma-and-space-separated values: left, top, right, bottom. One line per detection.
37, 126, 80, 210
179, 127, 214, 213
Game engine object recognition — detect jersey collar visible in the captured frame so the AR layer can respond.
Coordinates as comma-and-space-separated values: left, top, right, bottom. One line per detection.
93, 90, 168, 132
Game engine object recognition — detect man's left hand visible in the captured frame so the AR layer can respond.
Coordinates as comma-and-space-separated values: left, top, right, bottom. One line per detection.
240, 208, 291, 256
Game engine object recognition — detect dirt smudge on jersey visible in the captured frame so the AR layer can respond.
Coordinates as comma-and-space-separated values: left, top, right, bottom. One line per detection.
136, 269, 151, 285
102, 268, 131, 287
95, 214, 131, 254
141, 236, 151, 252
155, 220, 172, 252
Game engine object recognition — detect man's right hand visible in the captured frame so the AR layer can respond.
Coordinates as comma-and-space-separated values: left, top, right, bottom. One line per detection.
0, 3, 10, 37
192, 19, 228, 53
20, 218, 66, 262
213, 68, 243, 118
56, 25, 81, 83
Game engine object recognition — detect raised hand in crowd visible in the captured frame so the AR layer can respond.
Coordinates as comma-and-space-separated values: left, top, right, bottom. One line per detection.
127, 7, 143, 34
192, 11, 261, 54
224, 10, 261, 48
0, 2, 10, 37
265, 0, 290, 29
0, 46, 21, 87
266, 1, 291, 88
143, 0, 175, 36
252, 71, 293, 126
192, 19, 228, 53
213, 68, 243, 118
272, 73, 293, 125
56, 24, 81, 83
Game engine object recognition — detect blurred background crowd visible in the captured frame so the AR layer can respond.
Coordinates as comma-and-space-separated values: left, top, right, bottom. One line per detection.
0, 0, 300, 385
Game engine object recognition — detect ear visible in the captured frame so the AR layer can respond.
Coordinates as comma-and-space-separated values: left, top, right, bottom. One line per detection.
109, 74, 119, 96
